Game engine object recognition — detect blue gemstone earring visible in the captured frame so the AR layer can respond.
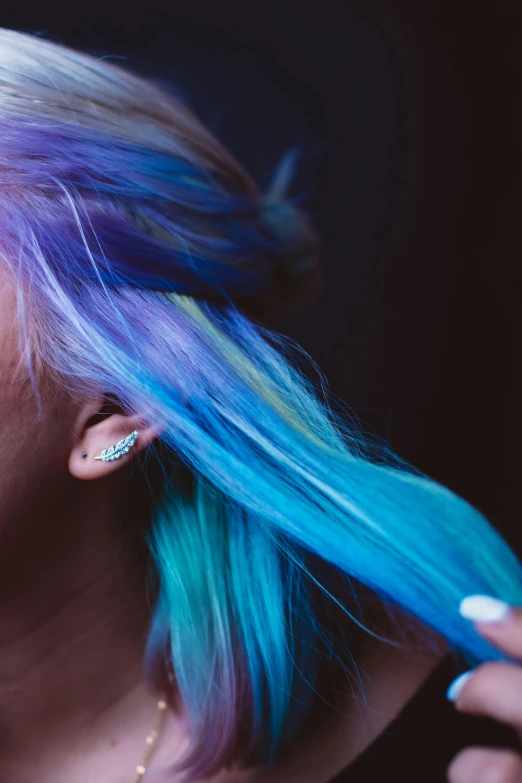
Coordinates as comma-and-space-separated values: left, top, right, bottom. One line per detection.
92, 429, 139, 462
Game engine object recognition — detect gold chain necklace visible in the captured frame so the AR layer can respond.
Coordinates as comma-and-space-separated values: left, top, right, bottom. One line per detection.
133, 690, 170, 783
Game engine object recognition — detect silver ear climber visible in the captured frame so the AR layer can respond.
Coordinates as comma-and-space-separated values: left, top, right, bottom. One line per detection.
93, 429, 139, 461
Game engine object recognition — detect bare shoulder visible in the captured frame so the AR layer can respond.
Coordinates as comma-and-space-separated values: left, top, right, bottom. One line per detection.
152, 617, 450, 783
243, 631, 449, 783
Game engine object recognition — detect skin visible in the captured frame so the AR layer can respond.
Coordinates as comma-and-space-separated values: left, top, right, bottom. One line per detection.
1, 257, 490, 783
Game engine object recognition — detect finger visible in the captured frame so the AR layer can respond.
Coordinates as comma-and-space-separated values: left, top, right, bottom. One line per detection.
447, 746, 522, 783
460, 596, 522, 661
449, 661, 522, 735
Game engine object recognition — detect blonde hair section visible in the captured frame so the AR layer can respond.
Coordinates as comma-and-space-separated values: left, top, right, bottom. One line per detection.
0, 27, 258, 194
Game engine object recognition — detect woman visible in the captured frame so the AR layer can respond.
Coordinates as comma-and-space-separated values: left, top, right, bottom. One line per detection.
0, 25, 521, 783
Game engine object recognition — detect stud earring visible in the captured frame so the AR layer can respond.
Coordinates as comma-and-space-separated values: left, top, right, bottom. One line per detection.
93, 429, 139, 461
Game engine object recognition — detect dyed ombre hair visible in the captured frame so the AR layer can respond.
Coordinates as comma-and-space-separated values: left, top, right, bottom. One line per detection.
1, 26, 521, 782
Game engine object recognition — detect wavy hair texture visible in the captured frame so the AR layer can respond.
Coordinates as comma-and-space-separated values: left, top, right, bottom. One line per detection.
1, 26, 522, 782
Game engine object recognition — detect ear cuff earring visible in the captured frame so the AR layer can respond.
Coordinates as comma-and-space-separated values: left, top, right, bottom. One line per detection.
81, 429, 139, 462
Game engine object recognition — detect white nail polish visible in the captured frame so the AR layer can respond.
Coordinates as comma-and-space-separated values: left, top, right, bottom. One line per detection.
459, 595, 511, 623
446, 670, 474, 702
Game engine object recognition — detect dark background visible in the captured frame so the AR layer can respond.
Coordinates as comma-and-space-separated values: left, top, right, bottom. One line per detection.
2, 1, 520, 551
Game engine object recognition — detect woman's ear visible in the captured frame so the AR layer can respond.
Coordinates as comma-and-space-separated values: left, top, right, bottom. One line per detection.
68, 394, 162, 480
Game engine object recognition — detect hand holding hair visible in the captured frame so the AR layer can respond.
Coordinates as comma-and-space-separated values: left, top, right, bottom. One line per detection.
447, 595, 522, 783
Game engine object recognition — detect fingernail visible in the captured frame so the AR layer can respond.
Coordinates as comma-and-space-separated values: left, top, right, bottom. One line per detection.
459, 595, 512, 623
446, 670, 474, 702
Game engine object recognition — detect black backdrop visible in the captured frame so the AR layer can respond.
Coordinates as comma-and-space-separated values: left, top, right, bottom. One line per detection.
2, 1, 520, 552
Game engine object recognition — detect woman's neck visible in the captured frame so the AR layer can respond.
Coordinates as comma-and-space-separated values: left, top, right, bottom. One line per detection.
0, 470, 172, 782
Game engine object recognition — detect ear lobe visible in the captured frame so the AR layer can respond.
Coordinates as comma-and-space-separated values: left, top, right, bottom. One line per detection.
68, 419, 162, 481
